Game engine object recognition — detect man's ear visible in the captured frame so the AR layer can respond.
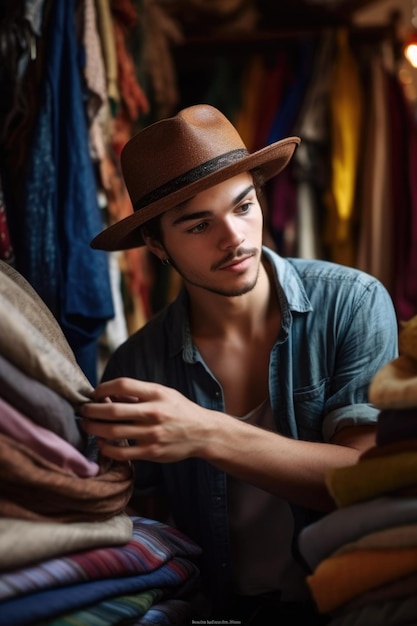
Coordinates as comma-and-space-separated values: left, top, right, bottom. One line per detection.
141, 227, 166, 261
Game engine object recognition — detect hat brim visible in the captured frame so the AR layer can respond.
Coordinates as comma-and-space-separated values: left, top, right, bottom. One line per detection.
91, 136, 300, 251
368, 355, 417, 410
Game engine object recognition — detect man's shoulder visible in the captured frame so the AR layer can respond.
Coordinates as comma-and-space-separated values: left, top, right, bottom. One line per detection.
294, 257, 375, 279
264, 246, 376, 283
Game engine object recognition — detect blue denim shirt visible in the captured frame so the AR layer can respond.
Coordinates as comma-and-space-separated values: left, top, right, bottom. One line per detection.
102, 247, 398, 608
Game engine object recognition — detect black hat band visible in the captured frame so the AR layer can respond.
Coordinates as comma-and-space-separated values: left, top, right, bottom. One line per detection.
134, 148, 249, 211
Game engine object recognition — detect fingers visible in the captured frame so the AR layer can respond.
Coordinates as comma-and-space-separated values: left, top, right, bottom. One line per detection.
78, 378, 197, 463
90, 377, 162, 403
96, 440, 162, 462
81, 418, 147, 441
79, 399, 144, 423
81, 409, 164, 462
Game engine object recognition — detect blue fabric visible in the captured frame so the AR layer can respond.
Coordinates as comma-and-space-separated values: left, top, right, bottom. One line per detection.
0, 557, 199, 625
102, 246, 399, 610
266, 39, 315, 143
23, 0, 114, 384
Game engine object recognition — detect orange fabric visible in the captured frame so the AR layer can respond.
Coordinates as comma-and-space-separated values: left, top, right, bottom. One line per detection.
308, 547, 417, 613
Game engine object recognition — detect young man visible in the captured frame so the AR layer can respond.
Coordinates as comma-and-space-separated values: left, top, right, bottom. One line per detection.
81, 104, 398, 624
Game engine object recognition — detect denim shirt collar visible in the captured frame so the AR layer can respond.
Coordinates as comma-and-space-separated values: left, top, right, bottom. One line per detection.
263, 247, 313, 339
168, 247, 313, 363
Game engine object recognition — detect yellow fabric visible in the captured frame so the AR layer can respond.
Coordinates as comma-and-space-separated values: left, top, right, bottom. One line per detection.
326, 451, 417, 508
307, 547, 417, 614
324, 29, 363, 265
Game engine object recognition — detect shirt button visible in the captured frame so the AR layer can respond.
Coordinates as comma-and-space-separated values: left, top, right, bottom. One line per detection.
215, 391, 220, 397
221, 562, 227, 568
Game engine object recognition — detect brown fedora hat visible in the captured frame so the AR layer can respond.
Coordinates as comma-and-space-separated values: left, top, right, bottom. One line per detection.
91, 104, 301, 251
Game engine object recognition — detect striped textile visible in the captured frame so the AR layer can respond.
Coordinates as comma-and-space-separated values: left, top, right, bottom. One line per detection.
0, 557, 200, 626
0, 517, 201, 601
38, 588, 163, 626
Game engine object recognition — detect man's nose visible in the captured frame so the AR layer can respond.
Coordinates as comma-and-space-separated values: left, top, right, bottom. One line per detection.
218, 218, 244, 249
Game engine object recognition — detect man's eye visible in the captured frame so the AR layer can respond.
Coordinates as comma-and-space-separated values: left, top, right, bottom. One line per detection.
238, 202, 252, 214
189, 222, 207, 234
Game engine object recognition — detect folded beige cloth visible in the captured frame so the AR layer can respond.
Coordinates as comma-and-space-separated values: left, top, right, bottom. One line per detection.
0, 262, 93, 405
0, 513, 133, 571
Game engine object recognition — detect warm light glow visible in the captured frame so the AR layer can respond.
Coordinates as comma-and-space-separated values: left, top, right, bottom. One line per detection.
405, 0, 417, 68
405, 40, 417, 67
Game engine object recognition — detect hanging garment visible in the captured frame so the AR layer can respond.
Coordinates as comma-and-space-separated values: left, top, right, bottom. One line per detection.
385, 69, 417, 321
22, 0, 114, 384
355, 54, 393, 295
292, 31, 335, 260
324, 29, 364, 266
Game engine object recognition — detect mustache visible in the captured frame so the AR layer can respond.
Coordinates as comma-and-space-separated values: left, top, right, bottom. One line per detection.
211, 247, 258, 272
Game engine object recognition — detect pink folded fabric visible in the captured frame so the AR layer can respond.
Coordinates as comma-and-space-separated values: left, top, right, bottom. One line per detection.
0, 396, 99, 477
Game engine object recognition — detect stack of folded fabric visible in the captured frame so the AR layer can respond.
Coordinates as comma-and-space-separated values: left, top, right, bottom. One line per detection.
298, 315, 417, 626
0, 260, 203, 625
0, 516, 203, 626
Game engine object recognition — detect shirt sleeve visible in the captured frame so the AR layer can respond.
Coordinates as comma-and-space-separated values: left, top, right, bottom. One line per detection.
322, 277, 399, 441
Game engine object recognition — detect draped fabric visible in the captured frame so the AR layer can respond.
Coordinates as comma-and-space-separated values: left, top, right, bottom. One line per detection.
20, 0, 115, 385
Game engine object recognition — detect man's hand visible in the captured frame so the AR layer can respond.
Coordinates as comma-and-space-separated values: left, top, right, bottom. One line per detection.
79, 377, 214, 462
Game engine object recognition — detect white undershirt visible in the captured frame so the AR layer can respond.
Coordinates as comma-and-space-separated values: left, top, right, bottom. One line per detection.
227, 398, 309, 600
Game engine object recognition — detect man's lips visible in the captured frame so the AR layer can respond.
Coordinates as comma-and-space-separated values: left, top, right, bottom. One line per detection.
218, 255, 252, 271
211, 248, 258, 272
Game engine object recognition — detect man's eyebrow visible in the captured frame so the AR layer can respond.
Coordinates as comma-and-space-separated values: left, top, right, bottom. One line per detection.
172, 210, 211, 226
171, 184, 255, 226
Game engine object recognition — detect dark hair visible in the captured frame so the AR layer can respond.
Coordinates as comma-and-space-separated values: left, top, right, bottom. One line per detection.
141, 215, 163, 243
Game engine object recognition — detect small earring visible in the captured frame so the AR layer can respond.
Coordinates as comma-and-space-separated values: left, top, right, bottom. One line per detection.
161, 258, 170, 266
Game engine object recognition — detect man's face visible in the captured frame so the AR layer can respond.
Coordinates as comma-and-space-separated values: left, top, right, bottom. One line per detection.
156, 172, 264, 297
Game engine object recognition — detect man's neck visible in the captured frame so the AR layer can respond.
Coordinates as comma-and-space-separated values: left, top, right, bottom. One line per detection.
188, 259, 279, 340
